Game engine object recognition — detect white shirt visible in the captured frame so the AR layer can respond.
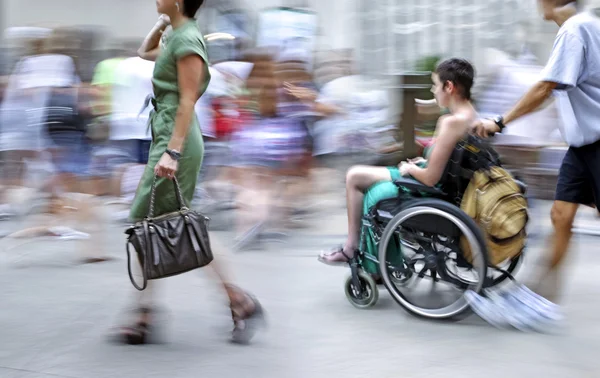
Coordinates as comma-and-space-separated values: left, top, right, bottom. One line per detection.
0, 54, 80, 151
15, 54, 80, 89
540, 11, 600, 147
109, 57, 155, 141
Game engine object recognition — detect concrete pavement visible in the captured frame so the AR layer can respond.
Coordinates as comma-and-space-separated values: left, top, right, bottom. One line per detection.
0, 198, 600, 378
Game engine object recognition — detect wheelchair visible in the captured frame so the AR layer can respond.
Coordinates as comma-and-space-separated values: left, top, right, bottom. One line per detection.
343, 136, 527, 321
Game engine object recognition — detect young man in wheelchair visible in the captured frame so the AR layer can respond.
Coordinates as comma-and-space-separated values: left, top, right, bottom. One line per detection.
319, 58, 479, 268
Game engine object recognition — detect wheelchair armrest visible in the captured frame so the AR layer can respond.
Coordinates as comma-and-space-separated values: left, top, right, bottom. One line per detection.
393, 177, 445, 195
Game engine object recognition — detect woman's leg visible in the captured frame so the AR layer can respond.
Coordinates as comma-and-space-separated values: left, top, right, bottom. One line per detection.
320, 165, 392, 263
200, 234, 265, 344
116, 260, 158, 345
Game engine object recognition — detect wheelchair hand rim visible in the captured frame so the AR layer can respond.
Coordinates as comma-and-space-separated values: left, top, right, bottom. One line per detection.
378, 205, 487, 319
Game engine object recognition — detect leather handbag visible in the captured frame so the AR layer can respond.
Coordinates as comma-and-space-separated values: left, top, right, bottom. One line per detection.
126, 176, 214, 291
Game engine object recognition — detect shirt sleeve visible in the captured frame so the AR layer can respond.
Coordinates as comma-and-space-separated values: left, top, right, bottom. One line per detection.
540, 31, 585, 91
171, 32, 212, 95
172, 33, 209, 64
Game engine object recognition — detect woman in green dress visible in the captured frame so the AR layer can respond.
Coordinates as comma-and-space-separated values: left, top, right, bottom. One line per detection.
116, 0, 264, 345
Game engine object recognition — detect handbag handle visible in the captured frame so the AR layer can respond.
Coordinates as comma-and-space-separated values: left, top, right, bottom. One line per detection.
127, 220, 152, 291
147, 175, 187, 218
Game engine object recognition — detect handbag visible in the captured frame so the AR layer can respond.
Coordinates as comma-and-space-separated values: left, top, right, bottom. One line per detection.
125, 176, 214, 291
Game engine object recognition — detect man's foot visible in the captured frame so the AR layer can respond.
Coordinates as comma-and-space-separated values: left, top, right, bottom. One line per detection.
505, 286, 564, 333
464, 290, 510, 329
465, 285, 564, 333
318, 246, 355, 267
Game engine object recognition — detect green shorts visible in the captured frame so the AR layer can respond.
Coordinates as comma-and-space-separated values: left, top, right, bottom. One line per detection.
362, 167, 401, 213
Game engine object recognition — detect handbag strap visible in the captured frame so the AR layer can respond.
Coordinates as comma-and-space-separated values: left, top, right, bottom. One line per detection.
126, 220, 152, 291
126, 240, 147, 291
147, 175, 187, 218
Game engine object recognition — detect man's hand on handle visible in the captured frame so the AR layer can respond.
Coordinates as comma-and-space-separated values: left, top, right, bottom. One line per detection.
472, 119, 501, 138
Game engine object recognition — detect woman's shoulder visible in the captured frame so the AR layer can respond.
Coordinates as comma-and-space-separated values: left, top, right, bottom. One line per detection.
171, 23, 205, 46
437, 112, 474, 132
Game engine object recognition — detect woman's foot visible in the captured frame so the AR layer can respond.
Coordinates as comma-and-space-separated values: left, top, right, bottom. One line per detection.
318, 245, 356, 266
226, 285, 266, 345
113, 307, 152, 345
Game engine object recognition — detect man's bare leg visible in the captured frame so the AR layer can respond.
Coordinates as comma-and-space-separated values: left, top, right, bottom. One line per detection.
531, 200, 579, 302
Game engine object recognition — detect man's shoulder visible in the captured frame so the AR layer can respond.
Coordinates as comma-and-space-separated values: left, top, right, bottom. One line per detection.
561, 12, 600, 38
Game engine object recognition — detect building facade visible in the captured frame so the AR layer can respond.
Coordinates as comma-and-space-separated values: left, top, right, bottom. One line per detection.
3, 0, 600, 72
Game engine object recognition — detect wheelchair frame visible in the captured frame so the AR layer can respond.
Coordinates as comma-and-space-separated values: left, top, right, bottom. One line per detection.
343, 176, 525, 320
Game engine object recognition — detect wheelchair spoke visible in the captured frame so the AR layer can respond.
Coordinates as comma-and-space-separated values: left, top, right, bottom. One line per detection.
417, 265, 430, 279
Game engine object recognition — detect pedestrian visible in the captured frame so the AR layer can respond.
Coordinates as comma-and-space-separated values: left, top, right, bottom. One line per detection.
114, 0, 265, 345
473, 0, 598, 319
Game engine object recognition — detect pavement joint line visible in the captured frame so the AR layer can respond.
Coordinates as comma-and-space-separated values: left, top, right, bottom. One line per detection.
0, 366, 80, 378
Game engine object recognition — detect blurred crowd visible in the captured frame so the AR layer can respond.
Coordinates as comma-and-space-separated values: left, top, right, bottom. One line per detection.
0, 23, 401, 249
0, 18, 570, 249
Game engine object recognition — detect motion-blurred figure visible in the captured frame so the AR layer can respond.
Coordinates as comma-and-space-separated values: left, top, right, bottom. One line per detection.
473, 0, 600, 328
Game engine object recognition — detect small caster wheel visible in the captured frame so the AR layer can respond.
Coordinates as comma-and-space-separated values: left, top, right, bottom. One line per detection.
345, 270, 379, 309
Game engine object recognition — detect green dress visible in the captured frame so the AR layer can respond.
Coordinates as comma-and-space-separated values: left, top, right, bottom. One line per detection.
129, 20, 211, 221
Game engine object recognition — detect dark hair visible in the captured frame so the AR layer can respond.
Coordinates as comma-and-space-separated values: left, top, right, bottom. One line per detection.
434, 58, 475, 101
183, 0, 205, 18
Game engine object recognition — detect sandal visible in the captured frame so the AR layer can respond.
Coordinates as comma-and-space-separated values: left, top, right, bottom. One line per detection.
318, 246, 355, 267
113, 307, 153, 345
226, 285, 266, 345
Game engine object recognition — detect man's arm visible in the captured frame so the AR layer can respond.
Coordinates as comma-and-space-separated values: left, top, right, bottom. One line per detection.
475, 30, 584, 137
503, 81, 557, 125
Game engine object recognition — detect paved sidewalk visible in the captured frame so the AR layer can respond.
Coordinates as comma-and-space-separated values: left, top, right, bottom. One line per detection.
0, 193, 599, 378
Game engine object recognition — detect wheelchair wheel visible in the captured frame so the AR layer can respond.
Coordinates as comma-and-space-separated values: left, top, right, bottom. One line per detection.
344, 270, 379, 309
378, 199, 488, 320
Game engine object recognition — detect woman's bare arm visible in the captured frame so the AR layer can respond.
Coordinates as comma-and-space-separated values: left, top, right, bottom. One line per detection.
167, 55, 206, 152
405, 116, 467, 187
138, 16, 170, 61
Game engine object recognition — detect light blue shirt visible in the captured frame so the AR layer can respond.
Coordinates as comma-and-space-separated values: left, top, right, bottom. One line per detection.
540, 11, 600, 147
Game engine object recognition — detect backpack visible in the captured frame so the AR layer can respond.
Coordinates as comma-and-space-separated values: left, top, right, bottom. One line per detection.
459, 165, 528, 266
440, 135, 502, 206
439, 135, 527, 266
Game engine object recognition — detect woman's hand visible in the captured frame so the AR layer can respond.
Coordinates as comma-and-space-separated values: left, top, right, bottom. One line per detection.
398, 161, 416, 177
158, 14, 171, 26
408, 157, 426, 165
154, 152, 178, 179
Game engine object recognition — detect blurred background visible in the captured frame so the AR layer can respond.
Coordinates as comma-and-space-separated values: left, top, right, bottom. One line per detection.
1, 1, 600, 377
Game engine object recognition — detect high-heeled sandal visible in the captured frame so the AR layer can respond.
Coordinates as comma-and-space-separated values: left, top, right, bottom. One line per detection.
114, 307, 153, 345
226, 285, 266, 345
